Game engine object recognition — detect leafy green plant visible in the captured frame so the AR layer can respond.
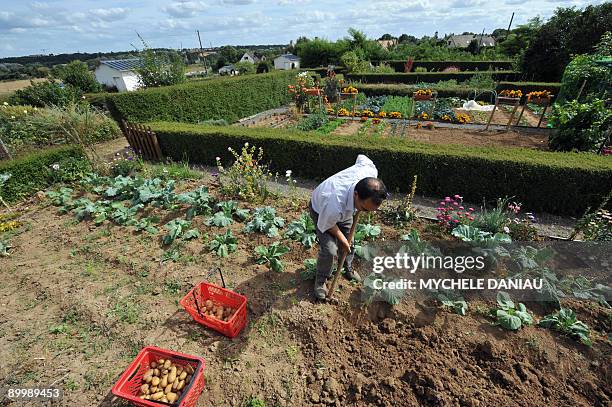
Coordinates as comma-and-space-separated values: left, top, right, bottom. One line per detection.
300, 258, 317, 281
73, 198, 110, 225
491, 292, 533, 330
206, 200, 249, 227
382, 175, 417, 226
400, 229, 441, 256
434, 290, 468, 315
244, 206, 285, 237
353, 222, 381, 258
162, 219, 197, 245
295, 110, 328, 132
548, 99, 611, 153
245, 397, 265, 407
133, 217, 159, 234
451, 224, 511, 246
539, 308, 592, 346
47, 187, 74, 207
209, 230, 238, 257
471, 197, 512, 234
109, 202, 143, 226
362, 272, 405, 305
177, 186, 214, 220
255, 242, 290, 272
284, 213, 316, 248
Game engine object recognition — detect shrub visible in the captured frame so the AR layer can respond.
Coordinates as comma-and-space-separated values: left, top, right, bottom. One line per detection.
0, 145, 87, 202
295, 110, 328, 131
136, 47, 185, 88
234, 61, 256, 75
548, 99, 611, 152
9, 80, 77, 107
148, 122, 612, 216
52, 60, 101, 93
104, 71, 294, 124
558, 54, 610, 102
0, 103, 120, 157
385, 60, 514, 72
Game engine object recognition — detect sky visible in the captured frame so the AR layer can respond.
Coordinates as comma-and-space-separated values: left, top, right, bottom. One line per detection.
0, 0, 606, 58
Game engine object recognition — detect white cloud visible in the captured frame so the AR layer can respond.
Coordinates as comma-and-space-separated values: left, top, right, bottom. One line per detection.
163, 1, 208, 17
221, 0, 256, 4
90, 8, 130, 21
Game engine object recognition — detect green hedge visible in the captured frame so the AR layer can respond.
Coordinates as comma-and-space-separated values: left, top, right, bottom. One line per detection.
385, 60, 514, 72
347, 71, 521, 84
148, 122, 612, 216
358, 82, 562, 101
0, 145, 88, 202
92, 71, 295, 124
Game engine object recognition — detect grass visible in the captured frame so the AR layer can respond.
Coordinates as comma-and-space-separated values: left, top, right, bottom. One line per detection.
143, 161, 202, 181
107, 296, 140, 323
315, 119, 344, 134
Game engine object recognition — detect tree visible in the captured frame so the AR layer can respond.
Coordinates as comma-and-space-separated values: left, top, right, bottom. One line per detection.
379, 33, 394, 41
217, 46, 241, 65
398, 34, 417, 44
466, 39, 480, 55
498, 18, 541, 57
522, 3, 612, 81
52, 60, 101, 93
234, 61, 256, 75
136, 49, 185, 88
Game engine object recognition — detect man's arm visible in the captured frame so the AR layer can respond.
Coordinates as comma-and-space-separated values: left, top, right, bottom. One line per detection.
327, 225, 351, 254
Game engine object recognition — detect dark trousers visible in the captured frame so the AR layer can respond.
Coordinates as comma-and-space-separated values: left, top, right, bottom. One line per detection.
308, 201, 354, 281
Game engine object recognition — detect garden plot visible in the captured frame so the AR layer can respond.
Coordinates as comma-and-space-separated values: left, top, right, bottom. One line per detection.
0, 151, 610, 406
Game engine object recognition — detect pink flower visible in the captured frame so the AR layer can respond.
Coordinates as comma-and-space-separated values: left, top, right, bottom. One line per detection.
459, 206, 464, 210
453, 219, 459, 223
440, 202, 446, 206
445, 197, 451, 202
457, 212, 462, 216
468, 207, 474, 212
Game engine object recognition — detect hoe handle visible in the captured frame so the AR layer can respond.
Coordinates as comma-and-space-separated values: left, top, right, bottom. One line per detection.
328, 211, 360, 300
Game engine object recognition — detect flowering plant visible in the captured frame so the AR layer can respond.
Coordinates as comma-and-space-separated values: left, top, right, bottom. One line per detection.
436, 195, 475, 229
499, 89, 523, 98
454, 113, 470, 124
342, 85, 358, 94
418, 112, 429, 120
337, 108, 350, 117
389, 111, 402, 119
372, 118, 381, 125
414, 89, 433, 96
361, 109, 375, 118
378, 111, 387, 118
526, 90, 553, 102
288, 72, 315, 111
216, 143, 273, 203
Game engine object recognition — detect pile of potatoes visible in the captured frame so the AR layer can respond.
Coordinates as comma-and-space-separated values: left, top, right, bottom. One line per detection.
138, 358, 195, 404
201, 299, 235, 322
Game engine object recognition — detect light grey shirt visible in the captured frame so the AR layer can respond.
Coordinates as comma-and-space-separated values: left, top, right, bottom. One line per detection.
310, 154, 378, 232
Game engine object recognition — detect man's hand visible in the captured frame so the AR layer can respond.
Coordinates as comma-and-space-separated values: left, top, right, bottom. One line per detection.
328, 225, 351, 255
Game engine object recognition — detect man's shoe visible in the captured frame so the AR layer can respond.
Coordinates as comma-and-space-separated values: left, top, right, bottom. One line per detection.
344, 268, 361, 282
314, 278, 328, 300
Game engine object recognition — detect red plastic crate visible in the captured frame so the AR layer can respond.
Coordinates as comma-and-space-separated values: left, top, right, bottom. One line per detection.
180, 282, 247, 338
112, 346, 205, 407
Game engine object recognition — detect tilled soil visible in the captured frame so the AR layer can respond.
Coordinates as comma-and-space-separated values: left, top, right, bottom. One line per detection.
0, 180, 609, 406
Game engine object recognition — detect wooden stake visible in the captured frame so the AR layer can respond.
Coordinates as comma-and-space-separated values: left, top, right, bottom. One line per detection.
328, 211, 360, 300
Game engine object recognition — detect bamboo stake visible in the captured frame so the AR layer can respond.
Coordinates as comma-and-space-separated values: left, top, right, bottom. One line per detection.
328, 211, 360, 300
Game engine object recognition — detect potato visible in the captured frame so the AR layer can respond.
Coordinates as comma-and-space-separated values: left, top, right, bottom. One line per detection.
187, 365, 195, 374
161, 396, 168, 402
185, 374, 192, 383
205, 299, 213, 308
172, 380, 179, 391
158, 359, 165, 365
150, 361, 157, 369
163, 360, 172, 369
168, 366, 177, 383
143, 374, 153, 384
150, 386, 158, 393
151, 377, 160, 387
177, 380, 185, 391
140, 384, 149, 394
178, 371, 187, 381
160, 375, 168, 388
167, 392, 178, 402
151, 391, 164, 400
153, 368, 160, 376
165, 383, 173, 394
176, 366, 183, 375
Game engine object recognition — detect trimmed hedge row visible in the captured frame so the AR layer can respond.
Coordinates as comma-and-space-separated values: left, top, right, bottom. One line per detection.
148, 122, 612, 216
0, 145, 87, 203
92, 71, 295, 124
347, 71, 521, 84
358, 82, 562, 101
384, 60, 514, 73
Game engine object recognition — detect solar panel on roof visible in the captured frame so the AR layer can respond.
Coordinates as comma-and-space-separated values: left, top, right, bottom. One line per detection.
100, 59, 143, 71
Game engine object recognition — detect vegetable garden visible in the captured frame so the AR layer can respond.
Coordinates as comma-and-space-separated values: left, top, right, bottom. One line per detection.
0, 35, 611, 406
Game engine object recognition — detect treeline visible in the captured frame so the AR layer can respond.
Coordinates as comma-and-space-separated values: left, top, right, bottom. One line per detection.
294, 3, 611, 81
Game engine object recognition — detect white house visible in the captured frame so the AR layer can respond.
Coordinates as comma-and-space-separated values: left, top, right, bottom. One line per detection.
274, 54, 300, 70
94, 58, 143, 92
239, 52, 265, 64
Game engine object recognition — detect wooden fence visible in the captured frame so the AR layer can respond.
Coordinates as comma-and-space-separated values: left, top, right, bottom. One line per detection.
122, 120, 163, 161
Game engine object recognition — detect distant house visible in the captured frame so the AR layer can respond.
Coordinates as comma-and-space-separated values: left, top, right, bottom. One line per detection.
94, 58, 143, 92
447, 35, 496, 48
274, 54, 300, 70
219, 65, 237, 76
377, 39, 398, 49
240, 52, 265, 64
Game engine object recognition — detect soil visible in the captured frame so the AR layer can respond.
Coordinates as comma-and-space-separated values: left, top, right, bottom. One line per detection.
0, 172, 609, 406
246, 113, 298, 129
